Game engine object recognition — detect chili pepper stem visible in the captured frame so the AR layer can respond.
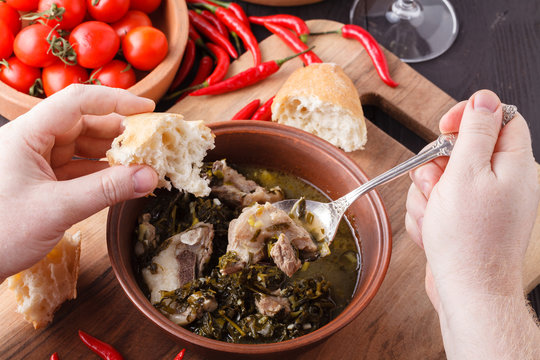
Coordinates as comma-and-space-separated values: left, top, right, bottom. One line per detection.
308, 30, 340, 36
165, 82, 205, 100
275, 46, 315, 66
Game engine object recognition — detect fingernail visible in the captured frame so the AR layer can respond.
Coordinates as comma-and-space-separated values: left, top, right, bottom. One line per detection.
473, 91, 499, 113
420, 181, 431, 197
133, 167, 157, 194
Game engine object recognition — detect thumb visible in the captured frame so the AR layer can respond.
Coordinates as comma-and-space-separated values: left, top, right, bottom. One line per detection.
56, 165, 158, 224
448, 90, 503, 173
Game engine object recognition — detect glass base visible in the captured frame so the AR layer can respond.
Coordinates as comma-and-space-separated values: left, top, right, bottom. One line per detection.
350, 0, 459, 63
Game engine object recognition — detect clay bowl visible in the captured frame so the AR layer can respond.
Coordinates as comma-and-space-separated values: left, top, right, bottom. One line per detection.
107, 121, 392, 359
0, 0, 188, 120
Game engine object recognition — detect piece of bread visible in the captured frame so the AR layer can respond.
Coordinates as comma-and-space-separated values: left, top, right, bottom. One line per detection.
106, 112, 215, 197
271, 63, 367, 152
7, 231, 81, 329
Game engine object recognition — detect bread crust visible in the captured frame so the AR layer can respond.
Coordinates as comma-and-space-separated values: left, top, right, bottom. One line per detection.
272, 63, 367, 152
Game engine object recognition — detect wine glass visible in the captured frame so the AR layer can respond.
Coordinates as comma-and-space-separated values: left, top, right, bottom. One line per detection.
350, 0, 459, 63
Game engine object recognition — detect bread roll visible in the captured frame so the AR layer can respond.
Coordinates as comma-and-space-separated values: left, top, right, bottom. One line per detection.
271, 63, 367, 152
7, 231, 81, 329
106, 112, 215, 197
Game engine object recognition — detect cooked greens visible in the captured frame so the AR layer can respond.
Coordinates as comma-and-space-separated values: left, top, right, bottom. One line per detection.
133, 163, 360, 343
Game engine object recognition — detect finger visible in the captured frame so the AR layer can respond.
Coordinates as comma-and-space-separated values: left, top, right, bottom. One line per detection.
75, 136, 114, 159
54, 160, 110, 180
19, 84, 154, 151
51, 137, 113, 167
439, 101, 467, 134
448, 90, 503, 173
494, 112, 533, 155
55, 113, 125, 146
53, 165, 158, 225
406, 183, 428, 222
405, 212, 424, 249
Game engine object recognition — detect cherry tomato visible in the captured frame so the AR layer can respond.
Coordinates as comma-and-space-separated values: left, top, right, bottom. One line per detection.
122, 26, 168, 71
0, 23, 14, 60
13, 24, 59, 68
90, 60, 136, 89
0, 3, 22, 35
5, 0, 39, 11
69, 21, 120, 69
38, 0, 86, 30
129, 0, 161, 14
111, 10, 152, 40
0, 57, 41, 94
42, 61, 89, 96
87, 0, 129, 23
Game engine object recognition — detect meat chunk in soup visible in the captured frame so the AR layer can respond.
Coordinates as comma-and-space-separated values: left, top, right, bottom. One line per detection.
270, 233, 302, 277
210, 160, 284, 207
222, 202, 317, 276
255, 294, 291, 317
142, 222, 214, 304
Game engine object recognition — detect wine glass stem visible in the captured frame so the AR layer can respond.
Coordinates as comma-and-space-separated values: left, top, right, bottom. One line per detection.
392, 0, 422, 19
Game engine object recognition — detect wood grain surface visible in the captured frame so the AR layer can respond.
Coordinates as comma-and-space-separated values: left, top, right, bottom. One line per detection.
2, 19, 539, 360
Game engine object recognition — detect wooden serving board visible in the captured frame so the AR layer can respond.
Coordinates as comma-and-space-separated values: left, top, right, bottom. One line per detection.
1, 20, 540, 359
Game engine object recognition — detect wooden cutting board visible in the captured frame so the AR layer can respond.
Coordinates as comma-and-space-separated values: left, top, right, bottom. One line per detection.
1, 20, 540, 359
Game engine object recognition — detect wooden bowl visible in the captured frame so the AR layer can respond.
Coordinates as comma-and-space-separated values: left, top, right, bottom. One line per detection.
0, 0, 188, 120
107, 121, 392, 359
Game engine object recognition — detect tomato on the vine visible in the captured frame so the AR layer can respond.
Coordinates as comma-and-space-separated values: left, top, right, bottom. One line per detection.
122, 26, 168, 71
13, 24, 59, 68
90, 60, 136, 89
69, 21, 120, 69
42, 62, 89, 96
0, 57, 41, 94
129, 0, 161, 14
0, 3, 22, 35
111, 10, 152, 40
5, 0, 39, 12
0, 23, 14, 60
38, 0, 87, 30
86, 0, 129, 23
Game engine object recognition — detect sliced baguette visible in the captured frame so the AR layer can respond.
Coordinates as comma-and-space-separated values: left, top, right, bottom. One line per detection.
106, 112, 215, 197
7, 231, 81, 329
272, 63, 367, 152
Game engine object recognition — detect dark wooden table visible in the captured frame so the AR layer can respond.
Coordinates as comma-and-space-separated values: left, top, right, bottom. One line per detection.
1, 0, 539, 309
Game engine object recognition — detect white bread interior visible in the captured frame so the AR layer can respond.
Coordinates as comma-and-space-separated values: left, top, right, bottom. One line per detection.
271, 63, 367, 152
7, 231, 81, 329
106, 112, 215, 197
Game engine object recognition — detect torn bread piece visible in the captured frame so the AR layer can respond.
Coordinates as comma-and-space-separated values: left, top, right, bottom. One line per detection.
7, 231, 81, 329
106, 112, 215, 196
272, 63, 367, 152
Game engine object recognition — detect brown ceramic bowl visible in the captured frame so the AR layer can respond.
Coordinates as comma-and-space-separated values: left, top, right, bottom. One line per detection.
107, 121, 391, 358
0, 0, 188, 120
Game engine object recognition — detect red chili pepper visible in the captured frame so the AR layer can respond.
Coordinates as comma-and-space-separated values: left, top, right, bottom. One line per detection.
188, 23, 214, 58
209, 0, 250, 28
249, 15, 310, 43
50, 352, 59, 360
251, 95, 275, 121
197, 9, 228, 38
198, 3, 261, 65
204, 43, 230, 85
312, 25, 398, 87
263, 22, 322, 66
188, 10, 238, 59
172, 55, 214, 102
190, 47, 311, 96
173, 348, 186, 360
78, 330, 124, 360
169, 38, 196, 91
231, 99, 260, 120
341, 25, 398, 87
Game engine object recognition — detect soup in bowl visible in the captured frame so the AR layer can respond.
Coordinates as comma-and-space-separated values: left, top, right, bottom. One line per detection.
107, 120, 391, 358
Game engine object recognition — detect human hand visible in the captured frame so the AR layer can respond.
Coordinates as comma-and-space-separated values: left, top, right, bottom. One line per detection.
0, 84, 159, 279
405, 90, 539, 310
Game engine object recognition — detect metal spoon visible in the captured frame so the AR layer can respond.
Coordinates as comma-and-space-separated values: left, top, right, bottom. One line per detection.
273, 104, 518, 247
